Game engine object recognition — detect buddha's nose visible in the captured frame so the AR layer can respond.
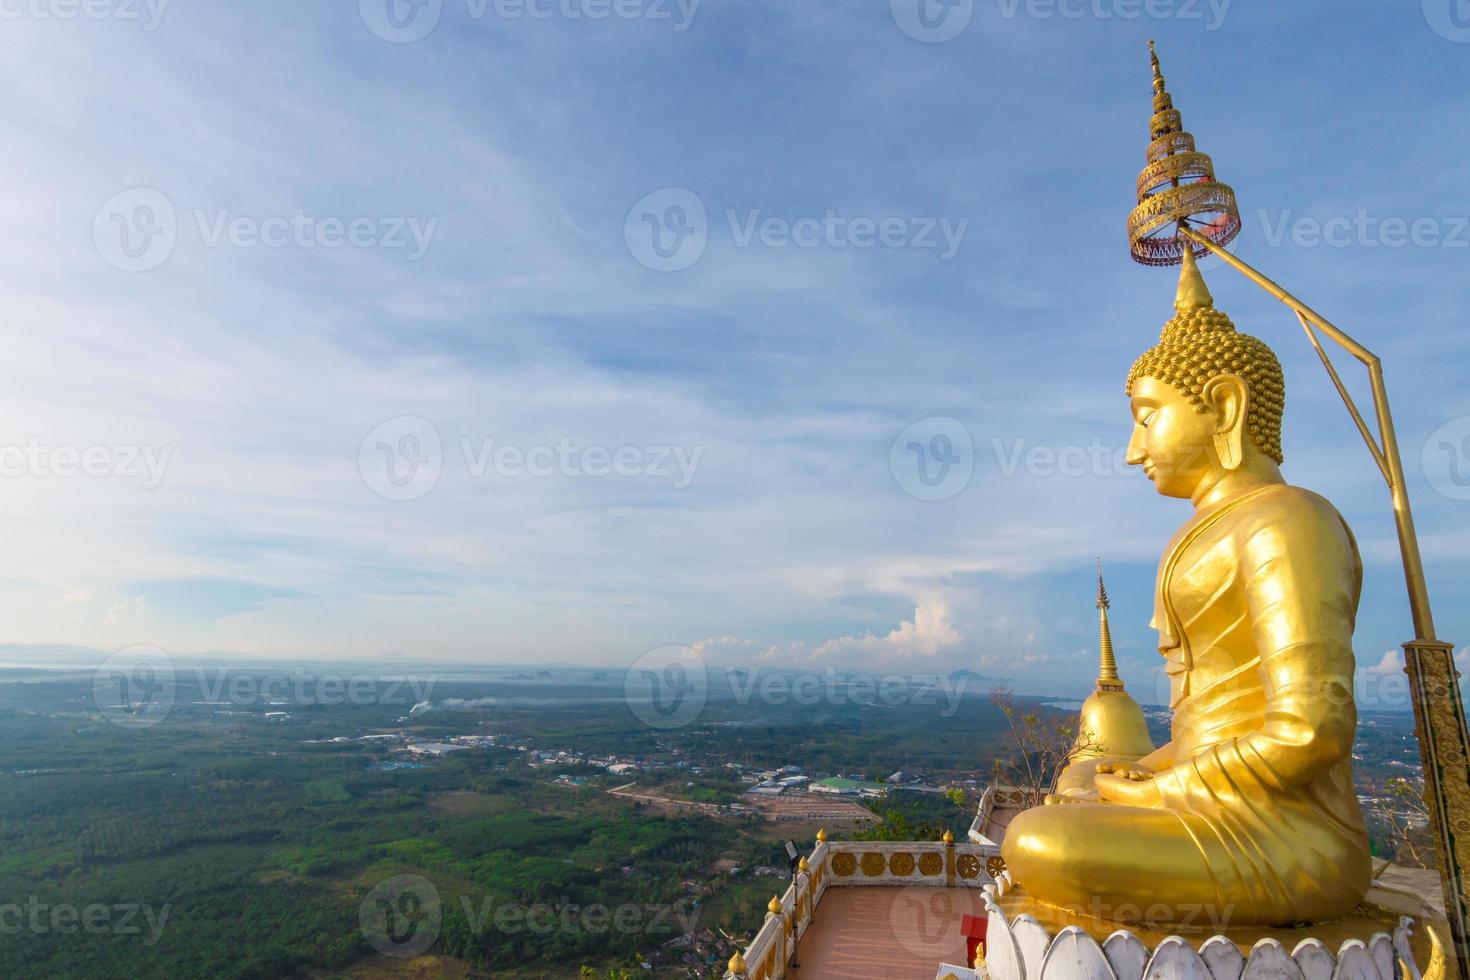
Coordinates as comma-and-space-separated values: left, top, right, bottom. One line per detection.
1126, 425, 1147, 466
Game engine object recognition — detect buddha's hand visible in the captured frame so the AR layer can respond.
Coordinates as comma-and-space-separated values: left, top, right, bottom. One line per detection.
1094, 765, 1163, 808
1095, 761, 1153, 781
1043, 790, 1099, 805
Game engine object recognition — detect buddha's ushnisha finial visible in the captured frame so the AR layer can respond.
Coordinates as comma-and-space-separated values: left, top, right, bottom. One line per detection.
1174, 242, 1215, 314
1127, 41, 1241, 266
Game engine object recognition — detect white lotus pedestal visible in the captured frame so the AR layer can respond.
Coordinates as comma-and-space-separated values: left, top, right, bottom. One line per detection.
977, 872, 1450, 980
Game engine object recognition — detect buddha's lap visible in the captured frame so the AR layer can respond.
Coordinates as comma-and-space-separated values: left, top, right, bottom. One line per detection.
1004, 801, 1218, 896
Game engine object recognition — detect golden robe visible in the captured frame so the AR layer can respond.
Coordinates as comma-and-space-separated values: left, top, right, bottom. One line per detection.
1004, 484, 1371, 925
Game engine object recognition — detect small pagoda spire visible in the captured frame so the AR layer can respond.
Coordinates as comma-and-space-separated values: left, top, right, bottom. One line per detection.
1096, 560, 1123, 692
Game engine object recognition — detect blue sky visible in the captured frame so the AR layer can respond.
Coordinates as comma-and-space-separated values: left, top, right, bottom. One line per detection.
1, 0, 1467, 699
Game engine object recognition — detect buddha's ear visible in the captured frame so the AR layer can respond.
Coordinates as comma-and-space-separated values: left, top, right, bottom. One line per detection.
1203, 374, 1248, 471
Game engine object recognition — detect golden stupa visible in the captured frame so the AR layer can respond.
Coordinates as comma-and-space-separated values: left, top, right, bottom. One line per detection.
1071, 561, 1154, 765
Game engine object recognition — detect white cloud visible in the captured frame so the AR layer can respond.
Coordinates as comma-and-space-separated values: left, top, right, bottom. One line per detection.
805, 600, 962, 663
1365, 650, 1404, 676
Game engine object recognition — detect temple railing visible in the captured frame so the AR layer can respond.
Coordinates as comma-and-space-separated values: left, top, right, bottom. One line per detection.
969, 785, 996, 844
725, 835, 1003, 980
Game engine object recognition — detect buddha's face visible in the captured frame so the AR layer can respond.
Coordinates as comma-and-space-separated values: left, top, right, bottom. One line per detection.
1126, 376, 1218, 498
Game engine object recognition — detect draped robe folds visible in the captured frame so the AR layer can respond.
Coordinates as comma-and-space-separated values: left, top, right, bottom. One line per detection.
1002, 484, 1372, 925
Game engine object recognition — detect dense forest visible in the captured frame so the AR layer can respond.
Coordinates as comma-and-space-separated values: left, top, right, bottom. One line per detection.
0, 667, 1004, 978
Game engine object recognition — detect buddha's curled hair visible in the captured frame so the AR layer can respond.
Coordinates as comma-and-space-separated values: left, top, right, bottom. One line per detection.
1126, 303, 1287, 465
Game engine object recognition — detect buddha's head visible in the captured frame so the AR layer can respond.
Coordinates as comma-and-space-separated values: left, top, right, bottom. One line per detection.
1125, 248, 1286, 499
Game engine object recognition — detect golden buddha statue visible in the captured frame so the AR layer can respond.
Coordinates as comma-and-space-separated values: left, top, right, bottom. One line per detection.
1002, 248, 1372, 926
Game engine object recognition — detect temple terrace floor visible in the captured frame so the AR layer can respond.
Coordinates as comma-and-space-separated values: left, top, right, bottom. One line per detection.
788, 885, 988, 980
